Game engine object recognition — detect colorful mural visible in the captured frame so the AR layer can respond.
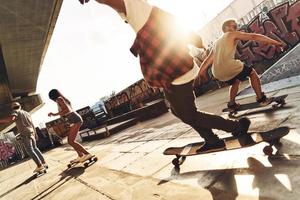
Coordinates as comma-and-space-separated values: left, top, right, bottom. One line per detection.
104, 79, 162, 117
236, 1, 300, 65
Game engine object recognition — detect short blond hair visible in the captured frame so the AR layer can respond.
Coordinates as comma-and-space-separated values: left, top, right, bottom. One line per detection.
222, 19, 237, 32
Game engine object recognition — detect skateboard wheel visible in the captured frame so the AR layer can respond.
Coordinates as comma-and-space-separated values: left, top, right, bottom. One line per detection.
263, 146, 273, 155
67, 164, 71, 168
93, 157, 98, 162
178, 156, 186, 165
272, 104, 278, 109
172, 158, 179, 166
272, 139, 283, 147
84, 162, 89, 168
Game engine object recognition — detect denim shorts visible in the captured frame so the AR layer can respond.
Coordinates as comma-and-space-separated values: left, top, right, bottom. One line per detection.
63, 112, 83, 124
226, 65, 253, 85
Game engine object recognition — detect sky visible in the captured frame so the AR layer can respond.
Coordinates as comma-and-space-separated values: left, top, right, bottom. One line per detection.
32, 0, 234, 126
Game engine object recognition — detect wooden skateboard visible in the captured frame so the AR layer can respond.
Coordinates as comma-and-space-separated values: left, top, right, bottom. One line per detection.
67, 155, 98, 168
222, 94, 287, 117
163, 127, 289, 169
34, 168, 47, 178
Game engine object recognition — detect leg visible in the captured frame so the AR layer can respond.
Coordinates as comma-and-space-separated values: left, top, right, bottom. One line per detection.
21, 135, 43, 167
31, 136, 46, 165
164, 81, 241, 144
248, 69, 263, 99
229, 80, 240, 104
67, 123, 90, 156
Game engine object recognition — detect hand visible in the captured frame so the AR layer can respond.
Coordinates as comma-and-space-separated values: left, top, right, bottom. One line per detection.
275, 41, 285, 52
193, 71, 209, 87
78, 0, 89, 4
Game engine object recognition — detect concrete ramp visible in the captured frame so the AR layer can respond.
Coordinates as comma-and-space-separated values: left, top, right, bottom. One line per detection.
237, 43, 300, 99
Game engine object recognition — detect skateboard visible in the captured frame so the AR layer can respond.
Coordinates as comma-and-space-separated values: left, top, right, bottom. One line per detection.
222, 94, 287, 117
67, 155, 98, 168
34, 168, 47, 178
163, 126, 289, 169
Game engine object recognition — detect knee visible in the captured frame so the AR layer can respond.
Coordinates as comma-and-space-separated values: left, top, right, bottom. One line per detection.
67, 137, 75, 145
249, 69, 258, 77
178, 111, 198, 125
232, 80, 240, 86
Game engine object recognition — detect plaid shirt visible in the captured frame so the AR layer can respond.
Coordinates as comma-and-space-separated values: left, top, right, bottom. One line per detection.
130, 7, 194, 90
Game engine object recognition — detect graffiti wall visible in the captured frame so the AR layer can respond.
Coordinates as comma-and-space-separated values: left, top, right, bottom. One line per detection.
104, 79, 163, 117
236, 1, 300, 65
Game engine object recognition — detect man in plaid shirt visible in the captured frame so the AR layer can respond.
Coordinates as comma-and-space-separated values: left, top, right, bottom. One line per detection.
79, 0, 253, 152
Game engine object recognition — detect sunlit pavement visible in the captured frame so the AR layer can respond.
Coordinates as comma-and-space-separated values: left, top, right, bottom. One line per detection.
1, 83, 300, 200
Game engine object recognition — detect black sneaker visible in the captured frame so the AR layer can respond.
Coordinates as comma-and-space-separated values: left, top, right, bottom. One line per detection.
232, 117, 255, 145
256, 92, 273, 106
232, 117, 251, 137
227, 101, 240, 110
196, 139, 225, 153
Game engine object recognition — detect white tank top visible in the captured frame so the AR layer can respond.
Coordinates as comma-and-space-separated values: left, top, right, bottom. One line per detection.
212, 33, 244, 81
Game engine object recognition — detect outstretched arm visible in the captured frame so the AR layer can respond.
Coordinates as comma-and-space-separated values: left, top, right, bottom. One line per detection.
194, 50, 214, 86
48, 98, 70, 117
199, 50, 213, 76
233, 31, 283, 46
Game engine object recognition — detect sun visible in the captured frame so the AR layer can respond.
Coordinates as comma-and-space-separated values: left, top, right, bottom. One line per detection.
149, 0, 205, 31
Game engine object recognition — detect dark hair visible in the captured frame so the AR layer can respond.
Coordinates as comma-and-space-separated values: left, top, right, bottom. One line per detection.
48, 89, 71, 105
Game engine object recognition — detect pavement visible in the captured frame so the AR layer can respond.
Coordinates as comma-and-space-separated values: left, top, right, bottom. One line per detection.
1, 82, 300, 200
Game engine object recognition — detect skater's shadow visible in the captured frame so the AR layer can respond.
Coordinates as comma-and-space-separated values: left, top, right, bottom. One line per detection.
31, 167, 85, 200
232, 105, 293, 118
158, 156, 299, 200
0, 173, 38, 198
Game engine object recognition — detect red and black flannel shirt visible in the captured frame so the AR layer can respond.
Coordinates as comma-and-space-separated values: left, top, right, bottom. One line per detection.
130, 7, 195, 90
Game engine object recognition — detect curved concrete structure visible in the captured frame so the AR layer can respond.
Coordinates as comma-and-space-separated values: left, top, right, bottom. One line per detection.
0, 0, 63, 132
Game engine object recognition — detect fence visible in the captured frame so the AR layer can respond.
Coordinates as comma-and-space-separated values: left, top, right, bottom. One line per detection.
0, 132, 27, 169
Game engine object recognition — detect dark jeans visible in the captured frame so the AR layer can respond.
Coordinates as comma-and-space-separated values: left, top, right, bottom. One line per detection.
164, 81, 240, 144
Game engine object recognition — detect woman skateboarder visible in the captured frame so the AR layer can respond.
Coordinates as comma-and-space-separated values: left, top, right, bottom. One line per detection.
48, 89, 93, 163
77, 0, 253, 152
0, 102, 48, 173
198, 19, 284, 110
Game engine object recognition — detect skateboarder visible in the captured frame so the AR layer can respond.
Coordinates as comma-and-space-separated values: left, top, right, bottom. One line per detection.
48, 89, 93, 163
0, 102, 48, 173
198, 19, 284, 110
78, 0, 253, 152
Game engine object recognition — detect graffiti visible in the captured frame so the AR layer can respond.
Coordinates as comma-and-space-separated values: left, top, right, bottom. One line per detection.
236, 1, 300, 65
104, 79, 162, 117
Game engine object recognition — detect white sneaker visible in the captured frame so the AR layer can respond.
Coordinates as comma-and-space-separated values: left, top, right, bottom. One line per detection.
43, 163, 49, 169
80, 154, 93, 162
33, 166, 45, 173
70, 156, 82, 163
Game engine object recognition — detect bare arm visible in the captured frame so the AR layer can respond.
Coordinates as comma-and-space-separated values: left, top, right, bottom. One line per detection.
232, 31, 283, 46
94, 0, 126, 15
193, 50, 213, 86
48, 98, 71, 117
0, 115, 16, 124
199, 50, 213, 75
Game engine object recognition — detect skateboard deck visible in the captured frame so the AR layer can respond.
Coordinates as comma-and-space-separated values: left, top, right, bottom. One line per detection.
67, 155, 98, 168
163, 127, 289, 168
222, 94, 287, 117
34, 168, 47, 178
